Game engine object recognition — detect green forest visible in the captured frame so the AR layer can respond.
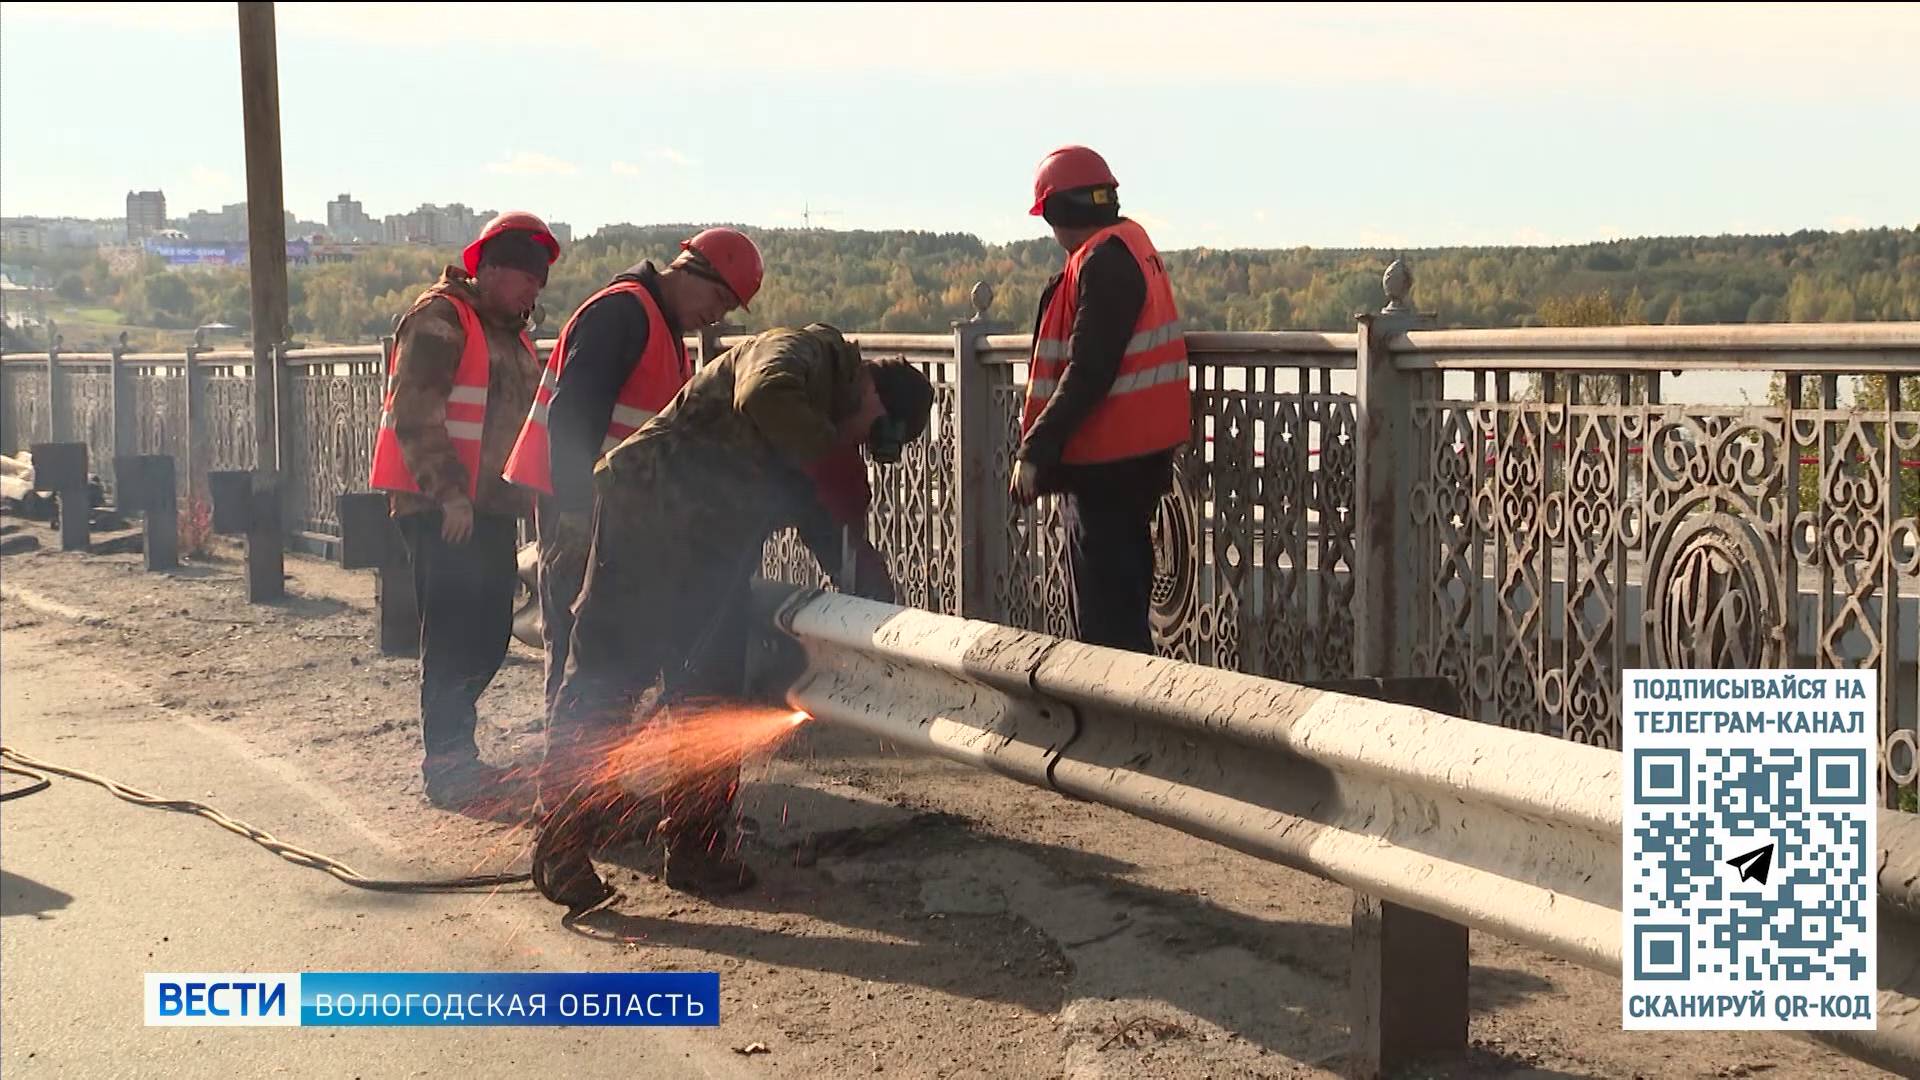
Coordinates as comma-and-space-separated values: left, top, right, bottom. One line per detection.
6, 224, 1917, 352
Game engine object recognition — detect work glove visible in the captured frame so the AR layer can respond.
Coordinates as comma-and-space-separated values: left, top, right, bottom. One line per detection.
848, 538, 896, 604
1010, 460, 1041, 506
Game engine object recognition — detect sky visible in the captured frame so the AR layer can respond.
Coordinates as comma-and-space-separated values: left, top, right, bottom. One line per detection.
2, 1, 1916, 250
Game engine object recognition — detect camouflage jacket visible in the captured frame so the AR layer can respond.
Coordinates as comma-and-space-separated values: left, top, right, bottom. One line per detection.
595, 323, 867, 576
385, 267, 540, 519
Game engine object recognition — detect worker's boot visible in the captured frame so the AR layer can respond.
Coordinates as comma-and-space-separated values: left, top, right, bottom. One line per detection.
660, 823, 757, 897
531, 809, 617, 915
423, 754, 516, 811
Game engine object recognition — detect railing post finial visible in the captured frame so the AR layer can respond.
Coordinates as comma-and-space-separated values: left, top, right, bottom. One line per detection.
1382, 255, 1414, 315
969, 281, 995, 324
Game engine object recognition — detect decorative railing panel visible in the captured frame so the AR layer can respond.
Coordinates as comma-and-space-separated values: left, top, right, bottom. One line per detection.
989, 365, 1073, 640
65, 365, 116, 490
201, 363, 258, 473
126, 362, 189, 488
1410, 363, 1919, 804
2, 364, 51, 452
284, 354, 386, 538
987, 332, 1362, 682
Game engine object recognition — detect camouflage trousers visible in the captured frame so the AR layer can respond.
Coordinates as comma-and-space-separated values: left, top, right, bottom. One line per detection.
541, 461, 762, 854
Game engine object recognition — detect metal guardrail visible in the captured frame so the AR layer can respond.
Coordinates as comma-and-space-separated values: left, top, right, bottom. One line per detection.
1390, 322, 1920, 371
747, 582, 1920, 1078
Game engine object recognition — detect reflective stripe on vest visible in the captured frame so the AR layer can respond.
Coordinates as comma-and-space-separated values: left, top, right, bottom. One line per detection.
1020, 219, 1190, 465
1027, 325, 1188, 399
376, 383, 489, 439
368, 288, 532, 498
601, 404, 659, 455
503, 279, 687, 494
1029, 321, 1185, 365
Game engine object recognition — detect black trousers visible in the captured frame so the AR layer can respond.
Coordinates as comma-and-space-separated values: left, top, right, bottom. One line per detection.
534, 498, 593, 714
398, 509, 520, 765
1059, 483, 1159, 655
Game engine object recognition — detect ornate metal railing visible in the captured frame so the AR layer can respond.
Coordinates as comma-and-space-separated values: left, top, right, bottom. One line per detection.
122, 353, 190, 489
0, 362, 51, 450
282, 347, 386, 540
979, 329, 1363, 679
5, 274, 1916, 804
1395, 325, 1920, 803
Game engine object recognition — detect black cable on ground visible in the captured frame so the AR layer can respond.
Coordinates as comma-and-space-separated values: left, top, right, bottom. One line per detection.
0, 745, 531, 893
1, 762, 53, 801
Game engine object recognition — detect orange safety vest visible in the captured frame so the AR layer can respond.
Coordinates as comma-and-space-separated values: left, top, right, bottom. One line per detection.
369, 288, 535, 498
1020, 219, 1190, 465
503, 280, 689, 495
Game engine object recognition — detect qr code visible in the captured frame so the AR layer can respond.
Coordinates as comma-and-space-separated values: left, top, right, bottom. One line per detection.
1629, 747, 1871, 984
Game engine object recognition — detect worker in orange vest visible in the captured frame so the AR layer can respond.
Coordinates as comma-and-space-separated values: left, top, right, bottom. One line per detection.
504, 227, 764, 713
368, 211, 560, 809
1010, 146, 1190, 654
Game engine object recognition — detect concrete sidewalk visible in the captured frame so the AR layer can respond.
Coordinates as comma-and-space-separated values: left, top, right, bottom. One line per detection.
0, 630, 756, 1080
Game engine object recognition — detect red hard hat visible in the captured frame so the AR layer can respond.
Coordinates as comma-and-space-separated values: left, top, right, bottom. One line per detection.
681, 227, 764, 310
462, 210, 562, 276
1029, 145, 1118, 216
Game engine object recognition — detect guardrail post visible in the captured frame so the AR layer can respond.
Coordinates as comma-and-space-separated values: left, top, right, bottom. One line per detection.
31, 441, 90, 552
205, 462, 287, 603
375, 523, 419, 656
115, 454, 178, 571
953, 282, 1002, 619
46, 327, 68, 444
338, 491, 417, 656
1313, 675, 1471, 1078
1351, 896, 1469, 1078
208, 470, 253, 534
1353, 258, 1433, 680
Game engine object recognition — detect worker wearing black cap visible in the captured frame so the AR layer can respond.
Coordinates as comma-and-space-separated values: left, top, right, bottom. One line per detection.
1011, 146, 1191, 655
532, 323, 932, 912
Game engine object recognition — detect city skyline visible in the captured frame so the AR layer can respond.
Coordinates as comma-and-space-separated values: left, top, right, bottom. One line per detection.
6, 179, 1912, 252
1, 192, 578, 250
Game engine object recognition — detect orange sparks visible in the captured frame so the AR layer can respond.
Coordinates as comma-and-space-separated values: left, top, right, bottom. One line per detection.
541, 701, 814, 818
592, 702, 808, 793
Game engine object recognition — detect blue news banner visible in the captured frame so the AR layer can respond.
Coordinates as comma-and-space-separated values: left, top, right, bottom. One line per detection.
145, 973, 720, 1027
1622, 669, 1877, 1032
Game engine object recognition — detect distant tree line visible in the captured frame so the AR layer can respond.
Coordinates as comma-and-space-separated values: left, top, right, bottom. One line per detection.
5, 224, 1915, 351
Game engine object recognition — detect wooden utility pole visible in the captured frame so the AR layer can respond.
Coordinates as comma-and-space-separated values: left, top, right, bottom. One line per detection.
238, 1, 289, 600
